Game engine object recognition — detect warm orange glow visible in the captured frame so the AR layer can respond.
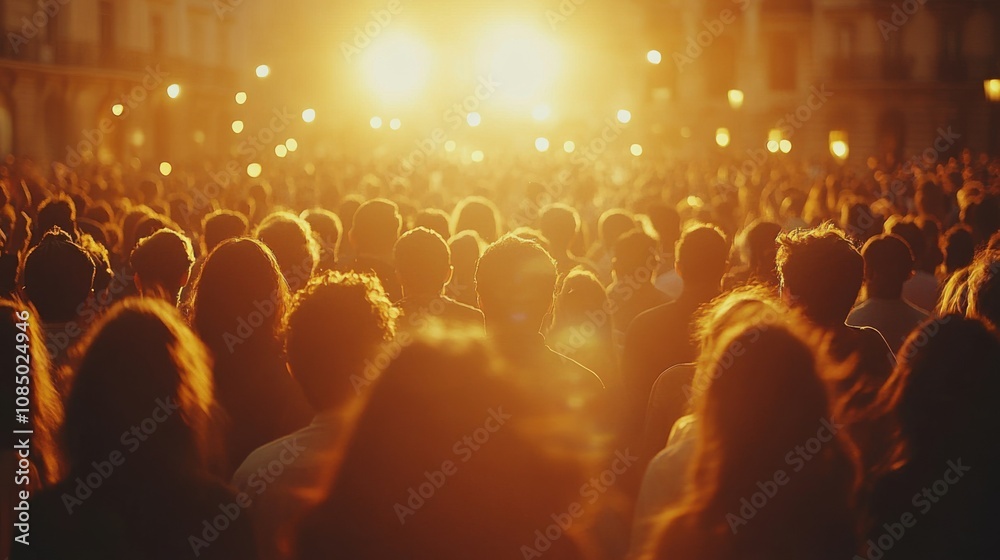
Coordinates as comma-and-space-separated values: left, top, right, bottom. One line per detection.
727, 89, 744, 110
247, 162, 262, 177
646, 50, 662, 64
715, 128, 730, 147
158, 161, 172, 176
302, 108, 316, 123
232, 120, 244, 134
111, 103, 124, 116
617, 109, 631, 124
534, 137, 549, 152
370, 116, 383, 129
985, 79, 1000, 102
235, 91, 247, 104
531, 104, 551, 121
166, 84, 181, 98
255, 65, 270, 78
362, 33, 430, 103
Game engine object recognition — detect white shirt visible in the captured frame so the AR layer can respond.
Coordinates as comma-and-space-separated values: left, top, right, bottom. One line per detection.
847, 297, 930, 354
902, 271, 939, 314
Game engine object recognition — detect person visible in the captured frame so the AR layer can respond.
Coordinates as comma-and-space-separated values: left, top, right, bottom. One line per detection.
889, 219, 939, 313
180, 209, 249, 307
411, 208, 451, 242
32, 194, 79, 245
621, 225, 728, 443
589, 209, 636, 285
452, 195, 501, 244
475, 234, 605, 409
19, 298, 257, 560
191, 238, 312, 473
939, 224, 975, 279
866, 316, 1000, 559
847, 234, 929, 353
233, 271, 396, 560
393, 227, 483, 332
445, 230, 483, 307
539, 204, 591, 275
345, 199, 402, 301
254, 211, 319, 292
129, 228, 195, 305
967, 249, 1000, 328
295, 337, 592, 560
723, 220, 781, 289
300, 208, 341, 273
648, 203, 683, 300
606, 230, 668, 339
547, 268, 620, 389
639, 323, 858, 560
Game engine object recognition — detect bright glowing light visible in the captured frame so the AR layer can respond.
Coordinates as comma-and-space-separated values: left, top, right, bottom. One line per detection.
617, 109, 632, 124
686, 196, 704, 208
727, 89, 745, 110
255, 65, 270, 78
767, 140, 780, 153
285, 138, 298, 152
111, 103, 124, 116
158, 162, 172, 176
779, 139, 792, 153
768, 128, 783, 142
630, 143, 643, 156
467, 112, 481, 127
370, 116, 383, 129
482, 24, 560, 101
471, 150, 484, 162
166, 83, 181, 98
302, 108, 316, 123
389, 118, 401, 130
535, 137, 550, 152
444, 140, 456, 152
363, 33, 430, 103
193, 130, 205, 144
646, 50, 662, 64
275, 144, 288, 157
235, 91, 247, 104
986, 79, 1000, 102
247, 162, 262, 177
715, 128, 731, 147
563, 140, 575, 153
831, 140, 848, 159
231, 120, 244, 134
532, 104, 551, 121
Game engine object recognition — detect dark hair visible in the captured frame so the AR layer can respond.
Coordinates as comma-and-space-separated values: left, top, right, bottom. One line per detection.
255, 211, 319, 291
301, 208, 342, 272
476, 234, 557, 329
598, 209, 635, 249
394, 227, 451, 295
202, 210, 248, 255
614, 229, 659, 279
941, 225, 975, 275
130, 229, 194, 302
860, 234, 913, 298
647, 202, 681, 247
777, 224, 863, 326
539, 204, 580, 251
21, 228, 95, 323
411, 208, 451, 241
35, 194, 78, 242
452, 196, 500, 243
676, 225, 729, 287
351, 199, 401, 255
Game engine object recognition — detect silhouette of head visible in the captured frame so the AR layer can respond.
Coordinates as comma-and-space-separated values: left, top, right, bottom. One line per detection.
613, 229, 659, 282
744, 220, 782, 276
255, 211, 319, 291
675, 225, 728, 293
452, 196, 500, 243
350, 199, 401, 257
394, 227, 451, 297
35, 194, 78, 242
201, 210, 248, 255
597, 209, 635, 250
22, 227, 95, 323
647, 202, 681, 251
301, 208, 342, 272
539, 204, 580, 252
777, 224, 863, 326
860, 234, 913, 299
412, 208, 451, 241
476, 234, 557, 332
130, 228, 194, 303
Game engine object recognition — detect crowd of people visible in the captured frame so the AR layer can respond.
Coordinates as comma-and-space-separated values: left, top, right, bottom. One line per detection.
1, 146, 998, 559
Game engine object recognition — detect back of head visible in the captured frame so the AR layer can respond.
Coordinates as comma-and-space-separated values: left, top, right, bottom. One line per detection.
967, 250, 1000, 328
22, 227, 95, 323
552, 268, 609, 329
598, 209, 635, 249
745, 220, 782, 270
647, 202, 681, 249
284, 271, 395, 412
192, 238, 288, 356
885, 219, 924, 271
777, 224, 863, 326
539, 204, 580, 251
942, 225, 975, 273
36, 195, 78, 241
675, 225, 728, 291
412, 208, 451, 241
476, 234, 557, 331
613, 229, 658, 280
130, 228, 194, 301
452, 196, 500, 243
350, 199, 401, 256
201, 210, 248, 254
861, 234, 913, 298
394, 227, 451, 296
302, 208, 342, 271
255, 211, 319, 290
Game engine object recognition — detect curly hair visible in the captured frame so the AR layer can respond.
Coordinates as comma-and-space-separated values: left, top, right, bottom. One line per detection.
777, 223, 863, 326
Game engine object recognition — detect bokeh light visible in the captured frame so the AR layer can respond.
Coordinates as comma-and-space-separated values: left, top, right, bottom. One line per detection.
727, 89, 745, 109
235, 91, 247, 104
444, 140, 456, 152
616, 109, 631, 124
247, 162, 262, 177
471, 150, 484, 162
302, 108, 316, 123
275, 144, 288, 157
370, 116, 383, 129
285, 138, 298, 152
389, 118, 401, 130
255, 64, 270, 78
715, 128, 731, 147
158, 161, 172, 176
630, 143, 643, 156
166, 84, 181, 98
232, 120, 244, 134
563, 140, 575, 153
467, 112, 481, 127
779, 139, 792, 153
767, 140, 780, 153
111, 103, 124, 116
535, 137, 550, 152
646, 50, 662, 64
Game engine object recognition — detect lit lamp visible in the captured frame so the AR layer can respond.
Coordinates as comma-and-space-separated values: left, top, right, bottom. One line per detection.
829, 131, 849, 161
985, 79, 1000, 153
727, 89, 744, 110
715, 128, 731, 148
984, 79, 1000, 102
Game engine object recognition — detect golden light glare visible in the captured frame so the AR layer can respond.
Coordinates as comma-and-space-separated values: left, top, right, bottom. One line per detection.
370, 116, 383, 129
535, 137, 550, 152
363, 33, 430, 103
467, 112, 482, 127
302, 108, 316, 123
111, 103, 124, 116
158, 161, 172, 176
779, 139, 792, 153
483, 24, 560, 101
255, 64, 270, 78
232, 120, 244, 134
616, 109, 632, 124
166, 83, 181, 98
247, 162, 262, 177
829, 131, 849, 160
235, 91, 247, 104
985, 79, 1000, 102
563, 140, 575, 153
285, 138, 298, 152
767, 140, 780, 153
389, 118, 401, 130
727, 89, 745, 110
715, 128, 731, 147
630, 143, 643, 156
646, 50, 662, 64
275, 144, 288, 157
444, 140, 456, 152
532, 104, 551, 121
471, 150, 484, 162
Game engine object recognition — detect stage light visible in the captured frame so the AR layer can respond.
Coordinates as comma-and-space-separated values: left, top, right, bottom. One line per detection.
275, 144, 288, 157
247, 162, 262, 177
445, 140, 456, 152
166, 83, 181, 98
563, 140, 575, 153
389, 118, 401, 130
363, 32, 430, 104
779, 139, 792, 153
482, 24, 560, 101
727, 89, 744, 110
630, 143, 643, 156
646, 50, 662, 64
285, 138, 298, 152
159, 162, 172, 176
302, 108, 316, 123
535, 137, 550, 152
532, 104, 551, 121
232, 120, 244, 133
111, 103, 124, 116
235, 91, 247, 104
767, 140, 780, 153
471, 150, 484, 162
370, 116, 383, 129
985, 79, 1000, 102
467, 112, 481, 127
829, 131, 849, 160
616, 109, 631, 124
256, 65, 270, 78
715, 128, 730, 147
